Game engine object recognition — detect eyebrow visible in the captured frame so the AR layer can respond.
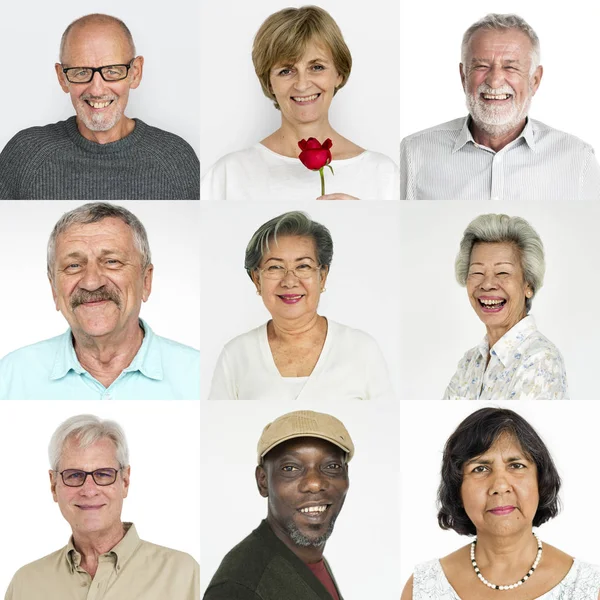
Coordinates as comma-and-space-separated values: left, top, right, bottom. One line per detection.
465, 455, 525, 466
470, 58, 522, 64
263, 256, 316, 263
469, 261, 514, 267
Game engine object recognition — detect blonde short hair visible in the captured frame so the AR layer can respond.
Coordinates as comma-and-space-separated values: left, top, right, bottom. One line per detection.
252, 6, 352, 109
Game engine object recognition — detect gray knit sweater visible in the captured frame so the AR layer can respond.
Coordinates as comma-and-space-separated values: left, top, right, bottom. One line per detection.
0, 117, 199, 199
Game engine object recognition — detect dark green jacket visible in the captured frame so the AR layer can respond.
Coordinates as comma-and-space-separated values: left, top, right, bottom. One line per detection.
204, 520, 343, 600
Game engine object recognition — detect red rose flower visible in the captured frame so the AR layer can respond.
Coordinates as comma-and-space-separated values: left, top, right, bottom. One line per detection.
298, 138, 335, 196
298, 137, 333, 170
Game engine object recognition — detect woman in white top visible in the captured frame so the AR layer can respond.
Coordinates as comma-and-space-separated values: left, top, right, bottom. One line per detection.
201, 6, 399, 201
208, 211, 392, 400
444, 214, 568, 400
402, 407, 600, 600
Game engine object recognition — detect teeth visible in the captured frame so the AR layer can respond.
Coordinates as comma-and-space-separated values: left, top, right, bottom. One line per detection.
88, 101, 112, 109
480, 298, 505, 306
293, 94, 319, 102
300, 505, 328, 513
482, 94, 510, 100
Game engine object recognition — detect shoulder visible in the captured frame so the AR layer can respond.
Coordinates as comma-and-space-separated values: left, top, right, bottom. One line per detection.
136, 538, 198, 570
207, 145, 267, 171
222, 324, 265, 353
357, 150, 399, 171
327, 320, 381, 348
529, 119, 595, 153
402, 117, 467, 145
207, 528, 278, 592
151, 332, 199, 359
4, 120, 70, 146
8, 546, 65, 582
0, 333, 65, 367
134, 120, 198, 160
520, 327, 564, 363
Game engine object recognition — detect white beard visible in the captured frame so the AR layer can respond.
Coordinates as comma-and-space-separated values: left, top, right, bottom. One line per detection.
76, 95, 122, 132
466, 83, 532, 138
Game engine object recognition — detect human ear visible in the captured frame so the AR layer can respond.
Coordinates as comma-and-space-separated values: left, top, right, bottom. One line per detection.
255, 465, 269, 498
55, 63, 70, 94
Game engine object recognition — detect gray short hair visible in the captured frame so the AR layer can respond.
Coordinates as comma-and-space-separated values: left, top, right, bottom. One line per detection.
455, 214, 545, 313
49, 414, 129, 472
47, 202, 151, 282
60, 14, 136, 63
461, 14, 541, 77
245, 211, 333, 280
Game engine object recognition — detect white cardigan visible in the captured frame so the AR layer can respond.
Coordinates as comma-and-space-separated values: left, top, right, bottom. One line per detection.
208, 320, 394, 400
201, 144, 400, 200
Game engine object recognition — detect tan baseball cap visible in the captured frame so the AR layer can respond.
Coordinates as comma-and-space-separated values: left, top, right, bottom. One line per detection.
257, 410, 354, 464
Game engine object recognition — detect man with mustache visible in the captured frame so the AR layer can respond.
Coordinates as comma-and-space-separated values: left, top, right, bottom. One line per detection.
0, 14, 199, 199
5, 414, 199, 599
400, 13, 600, 200
0, 202, 199, 399
204, 410, 351, 600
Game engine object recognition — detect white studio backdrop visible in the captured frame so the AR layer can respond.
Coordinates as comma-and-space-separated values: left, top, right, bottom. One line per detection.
400, 0, 600, 153
398, 201, 600, 400
0, 201, 200, 358
201, 399, 400, 599
200, 0, 400, 173
199, 201, 401, 400
0, 0, 200, 156
0, 400, 200, 594
399, 400, 600, 586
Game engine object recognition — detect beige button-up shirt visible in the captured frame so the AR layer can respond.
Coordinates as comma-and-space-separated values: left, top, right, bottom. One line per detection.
5, 523, 199, 600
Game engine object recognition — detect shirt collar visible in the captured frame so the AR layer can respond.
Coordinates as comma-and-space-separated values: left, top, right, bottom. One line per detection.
477, 315, 538, 368
66, 522, 140, 574
453, 116, 535, 153
50, 319, 163, 382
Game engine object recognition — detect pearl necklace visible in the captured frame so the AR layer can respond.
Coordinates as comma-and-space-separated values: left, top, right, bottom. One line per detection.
470, 533, 543, 591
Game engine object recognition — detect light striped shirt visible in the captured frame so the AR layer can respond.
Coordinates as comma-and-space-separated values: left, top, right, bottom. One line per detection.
401, 116, 600, 200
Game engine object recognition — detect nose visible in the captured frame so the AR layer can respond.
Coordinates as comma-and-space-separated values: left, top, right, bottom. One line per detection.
87, 70, 108, 95
299, 467, 328, 493
485, 64, 505, 90
479, 273, 498, 291
279, 269, 300, 287
293, 69, 311, 92
78, 261, 107, 291
78, 473, 100, 495
488, 472, 512, 496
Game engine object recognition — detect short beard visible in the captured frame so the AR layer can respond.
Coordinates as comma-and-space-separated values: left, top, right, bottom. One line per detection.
285, 516, 336, 548
466, 83, 532, 139
76, 96, 122, 132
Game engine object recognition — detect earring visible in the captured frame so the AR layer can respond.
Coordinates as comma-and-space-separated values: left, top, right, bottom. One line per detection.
526, 290, 532, 298
321, 287, 326, 293
256, 290, 261, 296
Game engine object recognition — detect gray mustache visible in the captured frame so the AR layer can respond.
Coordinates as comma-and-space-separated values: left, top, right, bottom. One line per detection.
71, 286, 122, 310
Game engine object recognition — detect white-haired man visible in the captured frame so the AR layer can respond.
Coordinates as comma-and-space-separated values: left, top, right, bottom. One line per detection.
0, 202, 199, 400
401, 13, 600, 200
5, 415, 199, 599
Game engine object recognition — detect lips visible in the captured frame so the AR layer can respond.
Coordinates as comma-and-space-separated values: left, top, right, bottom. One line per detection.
478, 296, 506, 313
297, 502, 332, 520
278, 294, 304, 304
75, 504, 105, 511
480, 93, 512, 101
488, 505, 515, 515
291, 93, 321, 104
85, 99, 114, 110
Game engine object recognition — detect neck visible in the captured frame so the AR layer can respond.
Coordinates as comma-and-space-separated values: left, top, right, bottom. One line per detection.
469, 118, 526, 152
269, 313, 324, 341
73, 320, 144, 387
486, 314, 526, 349
473, 529, 537, 570
266, 117, 337, 158
76, 116, 135, 145
267, 516, 325, 563
72, 522, 126, 576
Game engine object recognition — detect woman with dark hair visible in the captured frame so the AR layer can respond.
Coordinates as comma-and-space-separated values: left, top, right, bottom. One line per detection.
402, 408, 600, 599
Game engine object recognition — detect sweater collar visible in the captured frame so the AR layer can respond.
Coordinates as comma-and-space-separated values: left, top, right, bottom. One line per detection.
63, 116, 147, 154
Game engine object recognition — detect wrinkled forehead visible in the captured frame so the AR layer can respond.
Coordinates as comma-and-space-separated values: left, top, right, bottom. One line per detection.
62, 22, 133, 65
469, 241, 521, 266
56, 217, 136, 252
271, 36, 333, 68
261, 234, 318, 261
466, 27, 534, 63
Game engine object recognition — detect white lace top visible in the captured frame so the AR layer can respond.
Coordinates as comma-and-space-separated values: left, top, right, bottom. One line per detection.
413, 558, 600, 599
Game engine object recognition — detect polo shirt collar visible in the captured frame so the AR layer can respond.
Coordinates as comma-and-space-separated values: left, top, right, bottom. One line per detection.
453, 116, 535, 153
66, 522, 140, 574
477, 315, 537, 368
50, 319, 163, 381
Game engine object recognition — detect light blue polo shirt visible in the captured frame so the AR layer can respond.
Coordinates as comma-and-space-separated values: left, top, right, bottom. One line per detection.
0, 320, 199, 400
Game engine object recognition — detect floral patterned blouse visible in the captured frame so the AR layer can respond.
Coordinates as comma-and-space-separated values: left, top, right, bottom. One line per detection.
443, 316, 568, 400
413, 558, 600, 599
